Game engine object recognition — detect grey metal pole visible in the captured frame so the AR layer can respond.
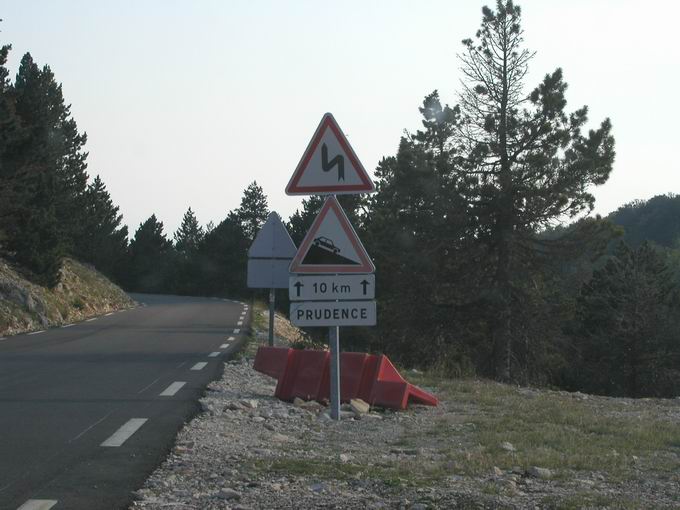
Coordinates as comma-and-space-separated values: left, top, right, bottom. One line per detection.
268, 288, 275, 347
329, 325, 340, 420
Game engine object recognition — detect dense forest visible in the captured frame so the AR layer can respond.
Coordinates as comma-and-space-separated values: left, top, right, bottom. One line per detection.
1, 2, 678, 398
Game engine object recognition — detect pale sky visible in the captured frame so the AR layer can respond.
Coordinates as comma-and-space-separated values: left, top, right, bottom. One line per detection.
3, 1, 678, 235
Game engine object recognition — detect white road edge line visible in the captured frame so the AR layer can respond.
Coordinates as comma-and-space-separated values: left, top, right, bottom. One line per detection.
85, 318, 96, 322
137, 377, 161, 394
0, 337, 6, 341
191, 362, 208, 371
208, 352, 220, 358
61, 324, 75, 328
105, 312, 113, 316
28, 331, 45, 336
160, 381, 186, 396
100, 418, 148, 447
69, 411, 113, 443
233, 328, 240, 334
17, 500, 58, 510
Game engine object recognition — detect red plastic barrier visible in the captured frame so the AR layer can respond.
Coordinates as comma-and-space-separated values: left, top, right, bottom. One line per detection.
253, 346, 438, 410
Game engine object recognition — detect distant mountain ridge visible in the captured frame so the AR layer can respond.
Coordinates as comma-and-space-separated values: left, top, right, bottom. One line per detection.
607, 194, 680, 249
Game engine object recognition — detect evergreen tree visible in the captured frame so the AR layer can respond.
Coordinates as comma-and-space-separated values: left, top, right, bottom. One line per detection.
196, 211, 249, 297
235, 181, 269, 242
173, 207, 205, 295
454, 1, 615, 379
2, 53, 90, 283
572, 242, 680, 397
174, 207, 204, 255
128, 215, 173, 293
74, 175, 129, 283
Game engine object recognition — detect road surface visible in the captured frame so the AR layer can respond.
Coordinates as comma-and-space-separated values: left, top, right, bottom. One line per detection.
0, 294, 249, 510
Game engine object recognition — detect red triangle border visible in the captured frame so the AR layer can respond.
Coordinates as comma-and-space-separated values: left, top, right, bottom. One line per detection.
286, 113, 375, 195
289, 196, 375, 274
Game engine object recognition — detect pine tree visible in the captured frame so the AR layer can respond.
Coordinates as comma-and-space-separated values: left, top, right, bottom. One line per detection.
3, 53, 91, 283
454, 1, 615, 380
174, 207, 204, 255
128, 215, 173, 293
235, 181, 269, 242
573, 242, 680, 397
172, 207, 205, 295
75, 175, 129, 282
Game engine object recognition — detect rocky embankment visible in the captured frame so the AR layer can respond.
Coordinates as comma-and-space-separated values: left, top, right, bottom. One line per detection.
130, 307, 680, 510
0, 257, 134, 336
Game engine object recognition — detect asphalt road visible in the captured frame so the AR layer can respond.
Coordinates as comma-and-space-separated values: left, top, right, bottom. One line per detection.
0, 293, 250, 510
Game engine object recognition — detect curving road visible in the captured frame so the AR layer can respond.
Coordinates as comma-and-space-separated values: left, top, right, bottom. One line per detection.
0, 294, 249, 510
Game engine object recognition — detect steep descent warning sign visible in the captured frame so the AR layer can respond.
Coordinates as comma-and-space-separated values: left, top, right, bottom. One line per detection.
285, 113, 375, 195
289, 196, 375, 274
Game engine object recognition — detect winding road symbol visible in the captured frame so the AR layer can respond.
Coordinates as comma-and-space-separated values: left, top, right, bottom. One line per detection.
321, 143, 345, 181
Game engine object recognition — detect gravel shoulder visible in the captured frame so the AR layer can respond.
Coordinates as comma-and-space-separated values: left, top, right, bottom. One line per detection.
130, 305, 680, 510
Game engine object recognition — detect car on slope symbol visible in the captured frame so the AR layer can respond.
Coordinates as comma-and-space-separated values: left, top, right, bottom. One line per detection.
313, 236, 340, 254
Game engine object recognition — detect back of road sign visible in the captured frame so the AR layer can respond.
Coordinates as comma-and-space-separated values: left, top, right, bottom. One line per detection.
286, 113, 375, 195
248, 212, 297, 259
247, 212, 296, 289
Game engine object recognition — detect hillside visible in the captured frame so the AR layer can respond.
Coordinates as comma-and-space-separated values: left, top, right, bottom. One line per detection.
608, 194, 680, 248
0, 257, 135, 337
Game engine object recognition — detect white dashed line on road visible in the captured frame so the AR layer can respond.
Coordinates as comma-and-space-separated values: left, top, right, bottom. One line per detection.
227, 336, 235, 341
191, 362, 208, 371
208, 352, 220, 358
0, 337, 5, 341
233, 329, 240, 334
160, 381, 186, 396
177, 361, 187, 369
17, 500, 58, 510
220, 343, 229, 349
237, 321, 243, 326
101, 418, 148, 447
27, 331, 45, 336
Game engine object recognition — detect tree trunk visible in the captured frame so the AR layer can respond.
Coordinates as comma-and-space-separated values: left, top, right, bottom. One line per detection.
493, 22, 513, 382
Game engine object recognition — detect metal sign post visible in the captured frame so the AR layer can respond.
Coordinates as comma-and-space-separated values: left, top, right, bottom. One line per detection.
329, 325, 341, 420
268, 288, 275, 347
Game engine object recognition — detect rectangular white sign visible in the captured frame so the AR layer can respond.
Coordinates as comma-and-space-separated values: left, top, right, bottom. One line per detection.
290, 300, 376, 327
289, 274, 375, 301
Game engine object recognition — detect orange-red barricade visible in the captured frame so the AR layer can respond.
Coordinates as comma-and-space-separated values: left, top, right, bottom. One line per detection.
253, 346, 438, 410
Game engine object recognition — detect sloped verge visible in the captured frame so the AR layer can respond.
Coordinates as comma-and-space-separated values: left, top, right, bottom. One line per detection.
0, 257, 134, 336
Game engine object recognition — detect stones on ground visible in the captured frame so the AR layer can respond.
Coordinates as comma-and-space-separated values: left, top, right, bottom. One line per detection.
224, 401, 245, 411
339, 453, 351, 463
240, 398, 258, 409
500, 441, 516, 452
492, 466, 504, 476
350, 398, 370, 415
217, 488, 241, 500
527, 466, 552, 479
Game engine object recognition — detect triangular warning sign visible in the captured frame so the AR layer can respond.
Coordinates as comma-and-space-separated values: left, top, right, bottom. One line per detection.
286, 113, 375, 195
290, 196, 375, 274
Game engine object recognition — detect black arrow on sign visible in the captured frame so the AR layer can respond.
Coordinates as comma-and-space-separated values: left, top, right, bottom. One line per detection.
321, 143, 345, 181
360, 279, 370, 295
294, 281, 304, 297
